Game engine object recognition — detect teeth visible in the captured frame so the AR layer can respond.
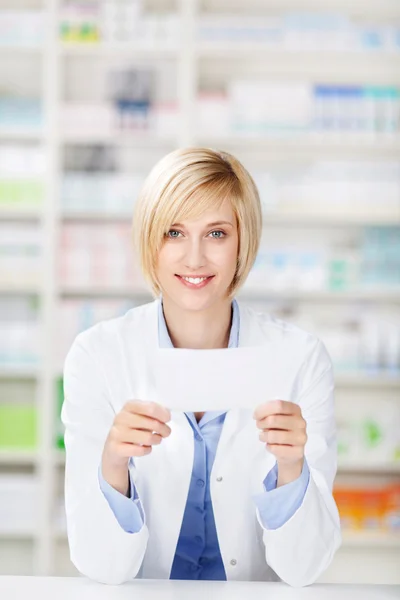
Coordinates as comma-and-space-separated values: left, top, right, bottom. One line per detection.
182, 276, 208, 284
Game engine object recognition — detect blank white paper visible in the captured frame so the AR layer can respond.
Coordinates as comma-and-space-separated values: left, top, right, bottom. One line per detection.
148, 346, 283, 412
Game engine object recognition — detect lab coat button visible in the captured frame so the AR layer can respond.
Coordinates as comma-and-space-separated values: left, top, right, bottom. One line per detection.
216, 476, 223, 482
230, 559, 237, 566
197, 479, 205, 488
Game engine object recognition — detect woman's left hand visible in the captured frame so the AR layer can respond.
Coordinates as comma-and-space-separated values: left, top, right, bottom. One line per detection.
253, 400, 307, 468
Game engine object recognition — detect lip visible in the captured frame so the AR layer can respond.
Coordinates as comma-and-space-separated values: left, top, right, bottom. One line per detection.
175, 274, 215, 289
177, 274, 214, 278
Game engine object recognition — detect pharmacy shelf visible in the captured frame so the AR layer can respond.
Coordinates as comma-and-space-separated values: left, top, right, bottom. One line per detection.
60, 42, 179, 58
0, 366, 39, 379
58, 287, 400, 302
0, 210, 42, 222
62, 212, 132, 222
61, 211, 400, 228
199, 45, 398, 58
50, 452, 400, 473
51, 453, 400, 475
260, 215, 400, 228
335, 374, 400, 388
0, 450, 38, 466
0, 284, 40, 295
341, 532, 400, 549
195, 136, 400, 157
263, 214, 400, 226
0, 129, 44, 142
338, 463, 400, 474
53, 451, 65, 467
239, 289, 400, 303
58, 132, 400, 155
2, 449, 400, 475
0, 530, 37, 540
53, 529, 67, 541
197, 46, 400, 78
59, 286, 151, 299
59, 43, 400, 83
0, 44, 43, 53
216, 0, 400, 19
61, 131, 177, 147
0, 450, 65, 467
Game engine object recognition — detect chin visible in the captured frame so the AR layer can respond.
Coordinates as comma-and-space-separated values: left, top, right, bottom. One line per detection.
163, 286, 225, 313
173, 293, 216, 313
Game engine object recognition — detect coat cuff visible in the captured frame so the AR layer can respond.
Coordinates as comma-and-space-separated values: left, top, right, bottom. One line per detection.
98, 460, 145, 533
252, 457, 310, 530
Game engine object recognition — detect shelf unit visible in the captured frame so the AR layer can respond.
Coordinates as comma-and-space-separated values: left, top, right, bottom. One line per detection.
56, 286, 400, 303
0, 450, 39, 467
3, 447, 400, 471
7, 283, 393, 305
0, 129, 44, 141
2, 367, 400, 388
60, 41, 179, 57
1, 0, 400, 582
341, 532, 400, 549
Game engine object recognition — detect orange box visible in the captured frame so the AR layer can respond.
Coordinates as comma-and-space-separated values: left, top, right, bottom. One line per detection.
333, 487, 364, 530
359, 489, 385, 530
383, 484, 400, 532
333, 486, 386, 531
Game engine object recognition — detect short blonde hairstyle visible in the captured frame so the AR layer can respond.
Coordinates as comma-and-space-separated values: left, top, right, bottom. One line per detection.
132, 147, 262, 298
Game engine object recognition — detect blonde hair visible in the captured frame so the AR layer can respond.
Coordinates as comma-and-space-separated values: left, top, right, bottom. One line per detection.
132, 147, 262, 298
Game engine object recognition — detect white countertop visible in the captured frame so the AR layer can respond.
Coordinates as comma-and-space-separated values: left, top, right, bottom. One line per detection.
1, 577, 399, 600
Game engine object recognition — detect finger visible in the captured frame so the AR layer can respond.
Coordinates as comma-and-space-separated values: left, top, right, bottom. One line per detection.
253, 400, 299, 421
120, 443, 152, 457
125, 400, 171, 424
260, 430, 293, 445
120, 412, 171, 438
266, 444, 304, 462
256, 414, 305, 432
259, 429, 307, 446
125, 429, 163, 447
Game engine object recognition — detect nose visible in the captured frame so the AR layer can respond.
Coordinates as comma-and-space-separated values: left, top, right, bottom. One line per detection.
184, 238, 206, 271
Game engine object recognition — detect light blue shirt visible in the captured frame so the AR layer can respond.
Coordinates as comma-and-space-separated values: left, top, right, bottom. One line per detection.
99, 298, 310, 580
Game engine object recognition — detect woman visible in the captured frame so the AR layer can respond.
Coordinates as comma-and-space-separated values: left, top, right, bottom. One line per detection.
62, 147, 341, 587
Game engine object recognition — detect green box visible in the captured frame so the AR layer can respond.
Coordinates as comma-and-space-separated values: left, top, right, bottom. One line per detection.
55, 377, 65, 450
0, 404, 37, 449
328, 258, 349, 291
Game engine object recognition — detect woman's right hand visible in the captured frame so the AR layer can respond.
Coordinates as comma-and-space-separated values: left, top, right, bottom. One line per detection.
101, 401, 171, 493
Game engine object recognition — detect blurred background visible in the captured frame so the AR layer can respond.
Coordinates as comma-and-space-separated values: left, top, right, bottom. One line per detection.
0, 0, 399, 584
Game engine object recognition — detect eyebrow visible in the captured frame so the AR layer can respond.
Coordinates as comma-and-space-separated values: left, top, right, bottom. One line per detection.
171, 220, 234, 228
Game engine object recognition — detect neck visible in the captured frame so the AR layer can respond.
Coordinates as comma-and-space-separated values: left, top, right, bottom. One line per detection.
161, 295, 233, 349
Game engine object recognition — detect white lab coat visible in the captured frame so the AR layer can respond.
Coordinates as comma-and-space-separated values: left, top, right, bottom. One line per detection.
61, 298, 341, 587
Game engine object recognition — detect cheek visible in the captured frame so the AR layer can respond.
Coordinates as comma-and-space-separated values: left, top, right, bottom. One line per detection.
157, 245, 180, 270
215, 239, 238, 270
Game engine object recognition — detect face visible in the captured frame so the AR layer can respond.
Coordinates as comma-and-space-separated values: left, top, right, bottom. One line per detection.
155, 198, 239, 312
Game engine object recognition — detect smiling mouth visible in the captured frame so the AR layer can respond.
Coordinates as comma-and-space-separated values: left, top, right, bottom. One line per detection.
175, 275, 215, 286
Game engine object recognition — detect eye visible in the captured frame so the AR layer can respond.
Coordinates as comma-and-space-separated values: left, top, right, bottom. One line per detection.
209, 230, 226, 239
166, 229, 182, 238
